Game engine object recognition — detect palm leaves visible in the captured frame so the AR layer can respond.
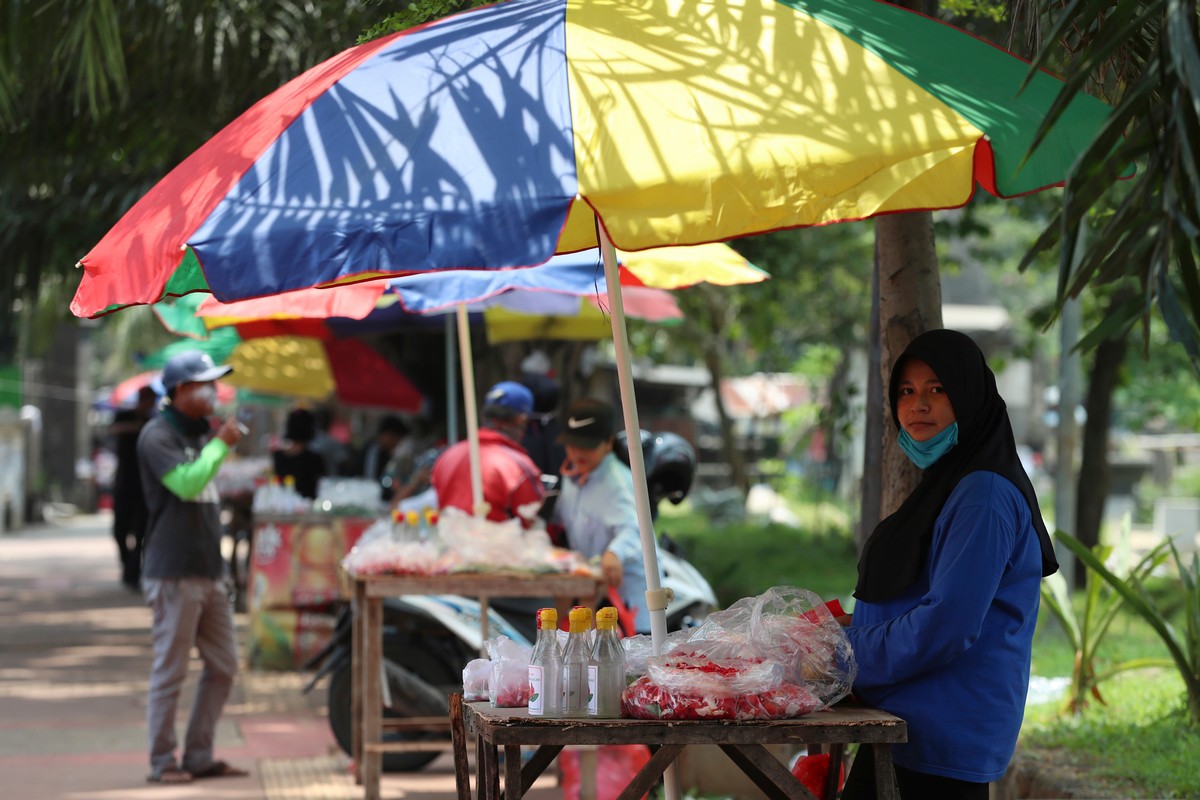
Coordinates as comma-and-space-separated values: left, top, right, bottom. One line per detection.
0, 0, 379, 362
1039, 537, 1174, 714
1019, 1, 1200, 363
1055, 531, 1200, 726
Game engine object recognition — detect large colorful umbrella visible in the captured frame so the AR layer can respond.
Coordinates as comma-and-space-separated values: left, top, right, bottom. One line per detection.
70, 0, 1112, 317
73, 0, 1117, 654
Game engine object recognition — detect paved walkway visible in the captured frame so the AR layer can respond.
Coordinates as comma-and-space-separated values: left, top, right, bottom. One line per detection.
0, 511, 561, 800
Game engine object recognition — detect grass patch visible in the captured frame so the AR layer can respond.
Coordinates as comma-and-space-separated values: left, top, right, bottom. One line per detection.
1021, 669, 1197, 798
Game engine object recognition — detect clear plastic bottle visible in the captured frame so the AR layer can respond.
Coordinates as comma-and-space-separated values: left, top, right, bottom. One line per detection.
588, 607, 626, 718
421, 507, 438, 543
561, 606, 593, 717
527, 608, 564, 718
390, 508, 405, 541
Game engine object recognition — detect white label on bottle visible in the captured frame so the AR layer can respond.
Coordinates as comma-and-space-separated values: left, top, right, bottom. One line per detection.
587, 665, 599, 715
528, 665, 544, 716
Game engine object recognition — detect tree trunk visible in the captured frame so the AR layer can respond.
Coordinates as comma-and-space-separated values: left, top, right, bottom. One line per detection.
699, 290, 750, 494
1073, 314, 1129, 587
876, 211, 943, 520
859, 264, 883, 552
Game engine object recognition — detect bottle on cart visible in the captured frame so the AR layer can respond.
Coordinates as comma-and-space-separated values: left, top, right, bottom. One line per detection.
421, 507, 438, 543
588, 607, 626, 718
390, 508, 405, 541
527, 608, 564, 718
562, 606, 593, 717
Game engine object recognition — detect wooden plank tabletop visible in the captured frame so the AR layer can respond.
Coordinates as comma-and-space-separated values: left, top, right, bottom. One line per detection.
353, 571, 603, 599
464, 702, 907, 747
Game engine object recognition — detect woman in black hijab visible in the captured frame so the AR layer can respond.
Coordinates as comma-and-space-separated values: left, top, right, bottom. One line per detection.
840, 329, 1058, 800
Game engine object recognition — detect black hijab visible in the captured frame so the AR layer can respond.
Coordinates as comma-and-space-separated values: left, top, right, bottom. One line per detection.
854, 329, 1058, 602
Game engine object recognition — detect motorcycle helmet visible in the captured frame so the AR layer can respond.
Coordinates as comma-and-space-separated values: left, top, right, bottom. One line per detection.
644, 432, 697, 506
613, 429, 653, 466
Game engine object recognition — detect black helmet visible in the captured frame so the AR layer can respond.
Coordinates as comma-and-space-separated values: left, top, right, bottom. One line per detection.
644, 432, 697, 506
613, 429, 653, 467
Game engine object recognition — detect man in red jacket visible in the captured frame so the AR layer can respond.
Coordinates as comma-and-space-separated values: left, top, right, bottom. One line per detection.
432, 381, 545, 525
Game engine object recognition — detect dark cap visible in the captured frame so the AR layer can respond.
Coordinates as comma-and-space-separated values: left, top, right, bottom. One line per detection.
161, 350, 232, 392
558, 397, 615, 448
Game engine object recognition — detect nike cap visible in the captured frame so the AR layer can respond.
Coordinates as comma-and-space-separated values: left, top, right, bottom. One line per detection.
558, 397, 615, 448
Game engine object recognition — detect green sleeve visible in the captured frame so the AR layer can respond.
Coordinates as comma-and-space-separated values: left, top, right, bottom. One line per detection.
161, 438, 230, 499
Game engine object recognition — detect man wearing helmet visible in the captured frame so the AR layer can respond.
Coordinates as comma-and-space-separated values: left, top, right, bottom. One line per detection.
552, 397, 659, 634
136, 350, 247, 784
432, 381, 545, 525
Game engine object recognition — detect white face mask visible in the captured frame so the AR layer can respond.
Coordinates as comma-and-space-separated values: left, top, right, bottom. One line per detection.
191, 383, 218, 406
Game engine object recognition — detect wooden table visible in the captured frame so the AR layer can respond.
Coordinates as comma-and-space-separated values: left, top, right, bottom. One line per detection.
452, 696, 907, 800
351, 572, 603, 800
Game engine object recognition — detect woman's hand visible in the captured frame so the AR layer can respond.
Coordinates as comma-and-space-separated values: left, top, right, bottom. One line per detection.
835, 613, 853, 627
600, 551, 623, 586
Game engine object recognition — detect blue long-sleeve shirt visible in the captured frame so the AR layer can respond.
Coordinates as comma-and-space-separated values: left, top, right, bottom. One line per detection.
553, 453, 658, 633
845, 471, 1043, 782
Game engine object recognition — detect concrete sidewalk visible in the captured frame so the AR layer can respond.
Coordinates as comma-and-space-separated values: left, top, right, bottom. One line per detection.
0, 512, 561, 800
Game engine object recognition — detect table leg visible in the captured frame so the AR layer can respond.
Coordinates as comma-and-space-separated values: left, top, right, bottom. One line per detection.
516, 745, 563, 797
479, 731, 500, 800
718, 743, 817, 800
450, 693, 472, 800
479, 594, 490, 656
613, 743, 687, 800
823, 743, 845, 800
871, 745, 898, 800
363, 596, 383, 800
351, 582, 364, 785
503, 745, 522, 800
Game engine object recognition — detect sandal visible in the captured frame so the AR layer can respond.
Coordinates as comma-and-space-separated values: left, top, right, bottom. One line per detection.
189, 760, 249, 779
147, 767, 193, 784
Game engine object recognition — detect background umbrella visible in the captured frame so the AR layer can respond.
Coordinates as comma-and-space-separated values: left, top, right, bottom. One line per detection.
153, 296, 425, 412
73, 0, 1117, 653
98, 369, 236, 411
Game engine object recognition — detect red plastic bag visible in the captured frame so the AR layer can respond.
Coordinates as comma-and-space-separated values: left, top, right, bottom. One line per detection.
560, 744, 652, 800
791, 752, 845, 798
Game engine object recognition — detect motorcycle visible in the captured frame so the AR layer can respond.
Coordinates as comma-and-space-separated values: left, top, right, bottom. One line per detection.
304, 429, 716, 772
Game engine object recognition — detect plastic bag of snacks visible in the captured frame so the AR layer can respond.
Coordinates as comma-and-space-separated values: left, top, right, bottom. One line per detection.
622, 586, 855, 721
462, 658, 491, 702
340, 517, 447, 576
487, 635, 533, 708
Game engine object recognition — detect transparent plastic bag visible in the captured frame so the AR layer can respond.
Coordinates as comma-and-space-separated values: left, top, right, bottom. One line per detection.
674, 585, 856, 706
462, 658, 491, 702
485, 635, 533, 708
621, 586, 855, 720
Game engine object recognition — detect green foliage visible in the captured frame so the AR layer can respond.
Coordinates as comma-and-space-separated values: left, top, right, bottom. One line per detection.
1021, 1, 1200, 365
361, 0, 495, 42
1058, 532, 1200, 727
1, 0, 383, 361
1039, 538, 1173, 715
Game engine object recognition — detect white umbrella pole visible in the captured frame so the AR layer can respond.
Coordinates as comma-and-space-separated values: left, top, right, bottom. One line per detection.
456, 303, 486, 516
597, 226, 669, 654
599, 226, 681, 800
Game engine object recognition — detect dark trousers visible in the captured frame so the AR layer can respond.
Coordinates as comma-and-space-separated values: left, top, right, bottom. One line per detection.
113, 494, 147, 587
839, 743, 990, 800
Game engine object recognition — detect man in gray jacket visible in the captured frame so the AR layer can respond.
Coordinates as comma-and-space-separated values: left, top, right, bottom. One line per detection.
137, 350, 246, 784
